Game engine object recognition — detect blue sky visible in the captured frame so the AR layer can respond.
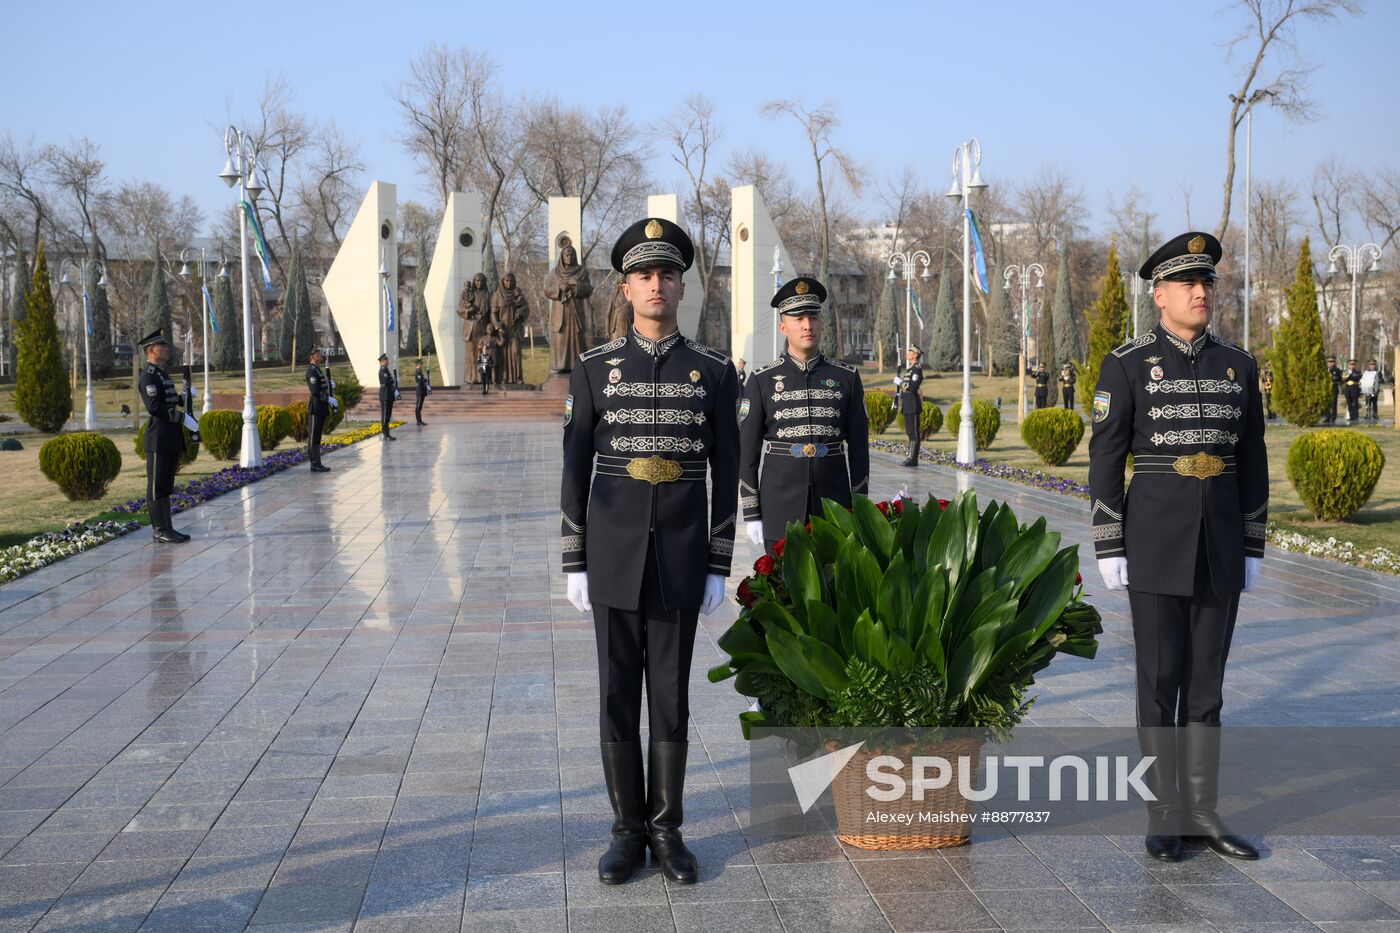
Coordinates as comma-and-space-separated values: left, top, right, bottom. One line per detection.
2, 0, 1396, 238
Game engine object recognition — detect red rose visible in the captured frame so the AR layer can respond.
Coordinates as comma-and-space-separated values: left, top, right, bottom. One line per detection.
1075, 571, 1083, 586
755, 555, 775, 576
772, 539, 786, 558
892, 499, 905, 515
937, 498, 950, 511
737, 579, 757, 607
804, 521, 812, 532
876, 501, 890, 515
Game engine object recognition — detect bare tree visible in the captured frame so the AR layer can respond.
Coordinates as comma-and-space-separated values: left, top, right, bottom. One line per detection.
657, 95, 727, 343
1214, 0, 1361, 242
245, 74, 311, 282
391, 42, 473, 206
1359, 165, 1400, 252
1018, 163, 1088, 258
1310, 155, 1356, 246
294, 121, 363, 255
0, 134, 53, 279
726, 148, 798, 223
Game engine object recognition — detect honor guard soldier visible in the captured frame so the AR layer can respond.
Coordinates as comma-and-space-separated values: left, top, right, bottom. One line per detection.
413, 359, 431, 425
1343, 359, 1362, 423
1089, 232, 1268, 864
138, 328, 194, 543
377, 353, 397, 440
1059, 362, 1077, 409
561, 217, 740, 887
306, 347, 332, 472
1034, 361, 1050, 409
895, 346, 925, 466
739, 276, 870, 554
1326, 355, 1342, 422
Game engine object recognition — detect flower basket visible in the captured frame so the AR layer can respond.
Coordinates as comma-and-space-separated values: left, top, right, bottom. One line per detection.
829, 736, 984, 850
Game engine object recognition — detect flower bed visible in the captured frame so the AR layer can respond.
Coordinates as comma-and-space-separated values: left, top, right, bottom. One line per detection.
871, 439, 1091, 499
1265, 522, 1400, 574
0, 421, 397, 586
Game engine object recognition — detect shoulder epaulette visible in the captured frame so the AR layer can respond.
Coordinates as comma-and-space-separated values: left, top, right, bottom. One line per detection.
684, 337, 730, 365
1111, 332, 1157, 359
1208, 333, 1255, 360
753, 358, 784, 376
580, 337, 625, 362
828, 359, 857, 373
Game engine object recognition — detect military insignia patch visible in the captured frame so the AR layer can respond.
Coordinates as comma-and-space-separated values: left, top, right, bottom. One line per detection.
739, 398, 751, 423
1145, 356, 1162, 365
563, 395, 574, 426
1227, 367, 1235, 380
145, 384, 157, 396
774, 381, 785, 394
795, 280, 810, 295
645, 218, 663, 239
1188, 235, 1206, 254
609, 368, 622, 384
690, 370, 700, 383
1093, 391, 1111, 423
824, 379, 836, 387
606, 357, 624, 366
1150, 366, 1164, 381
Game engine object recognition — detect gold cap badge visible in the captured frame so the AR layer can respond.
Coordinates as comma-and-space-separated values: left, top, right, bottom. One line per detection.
690, 370, 700, 383
645, 219, 663, 239
795, 281, 809, 295
1188, 235, 1206, 254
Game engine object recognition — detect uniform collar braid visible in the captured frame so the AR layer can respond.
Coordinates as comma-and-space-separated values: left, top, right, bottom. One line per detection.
631, 327, 682, 357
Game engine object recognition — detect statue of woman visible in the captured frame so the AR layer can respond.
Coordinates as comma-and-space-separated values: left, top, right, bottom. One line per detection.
455, 273, 492, 384
491, 272, 529, 384
544, 244, 592, 373
606, 278, 633, 341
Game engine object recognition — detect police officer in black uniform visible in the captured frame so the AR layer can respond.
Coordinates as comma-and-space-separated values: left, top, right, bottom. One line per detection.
377, 353, 397, 440
306, 347, 332, 473
1060, 362, 1077, 409
1326, 355, 1342, 423
1034, 362, 1051, 409
1089, 231, 1268, 864
739, 277, 870, 554
561, 217, 739, 887
896, 346, 924, 466
137, 328, 192, 543
413, 359, 431, 425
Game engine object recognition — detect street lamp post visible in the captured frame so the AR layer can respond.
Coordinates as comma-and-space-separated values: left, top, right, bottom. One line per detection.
1231, 89, 1273, 352
1003, 261, 1045, 425
771, 246, 783, 362
947, 138, 988, 465
179, 246, 228, 414
220, 125, 265, 468
1328, 243, 1383, 361
59, 258, 106, 430
886, 248, 932, 358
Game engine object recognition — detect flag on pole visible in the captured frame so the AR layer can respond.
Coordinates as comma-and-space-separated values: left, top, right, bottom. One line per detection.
82, 291, 93, 337
384, 279, 396, 332
202, 283, 219, 335
240, 200, 275, 289
967, 209, 990, 294
909, 288, 925, 330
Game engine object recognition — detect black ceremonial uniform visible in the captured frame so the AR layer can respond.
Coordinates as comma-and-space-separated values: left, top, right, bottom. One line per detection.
414, 366, 430, 424
897, 359, 924, 464
137, 329, 190, 543
1343, 365, 1362, 422
377, 361, 396, 438
1060, 365, 1077, 409
739, 353, 869, 552
306, 362, 330, 470
1035, 368, 1051, 408
1327, 362, 1342, 422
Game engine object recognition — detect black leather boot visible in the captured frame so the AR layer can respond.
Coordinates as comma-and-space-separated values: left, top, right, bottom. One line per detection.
598, 742, 649, 884
163, 499, 190, 542
1139, 727, 1182, 861
1182, 724, 1257, 860
647, 741, 698, 884
151, 500, 186, 544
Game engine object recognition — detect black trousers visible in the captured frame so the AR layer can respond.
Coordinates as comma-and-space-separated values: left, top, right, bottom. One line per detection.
415, 389, 427, 422
1328, 389, 1339, 422
1035, 389, 1048, 409
307, 406, 325, 465
1366, 393, 1379, 420
1128, 528, 1240, 727
1346, 391, 1360, 422
146, 450, 178, 502
903, 407, 921, 460
380, 394, 393, 434
592, 539, 699, 744
1062, 387, 1074, 408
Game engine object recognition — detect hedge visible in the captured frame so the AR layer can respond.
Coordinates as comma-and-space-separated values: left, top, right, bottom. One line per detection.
944, 399, 1001, 449
896, 400, 944, 440
39, 433, 121, 501
199, 410, 243, 461
864, 392, 895, 435
134, 421, 200, 470
1020, 408, 1085, 466
1287, 429, 1385, 521
256, 405, 292, 451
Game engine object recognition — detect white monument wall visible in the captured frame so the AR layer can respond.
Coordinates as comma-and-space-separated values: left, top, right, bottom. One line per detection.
423, 192, 483, 387
729, 184, 793, 367
323, 181, 398, 388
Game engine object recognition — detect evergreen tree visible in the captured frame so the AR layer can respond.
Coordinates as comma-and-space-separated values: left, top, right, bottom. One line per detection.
988, 265, 1020, 376
212, 272, 240, 370
88, 263, 113, 378
412, 254, 433, 356
874, 279, 900, 369
278, 256, 300, 363
1079, 244, 1130, 419
14, 244, 73, 432
278, 248, 315, 364
1273, 238, 1331, 427
1135, 224, 1155, 338
927, 254, 960, 370
1052, 244, 1079, 366
142, 249, 172, 341
293, 257, 314, 363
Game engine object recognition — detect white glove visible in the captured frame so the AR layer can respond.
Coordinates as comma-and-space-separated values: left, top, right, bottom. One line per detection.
1243, 556, 1262, 592
328, 397, 340, 410
746, 521, 764, 547
1098, 557, 1129, 591
394, 390, 402, 401
181, 414, 199, 432
700, 574, 726, 615
566, 572, 591, 613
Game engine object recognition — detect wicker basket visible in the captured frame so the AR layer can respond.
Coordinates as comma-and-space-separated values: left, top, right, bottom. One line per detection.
831, 736, 984, 850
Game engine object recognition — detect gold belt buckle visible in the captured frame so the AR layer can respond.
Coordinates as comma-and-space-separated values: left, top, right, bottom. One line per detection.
802, 443, 818, 458
626, 455, 684, 485
1173, 451, 1225, 479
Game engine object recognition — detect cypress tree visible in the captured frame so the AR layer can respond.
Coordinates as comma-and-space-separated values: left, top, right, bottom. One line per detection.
987, 265, 1020, 377
1080, 244, 1130, 418
277, 248, 315, 364
293, 254, 314, 362
142, 249, 172, 341
88, 264, 113, 378
14, 244, 73, 432
1052, 244, 1078, 366
874, 279, 899, 368
212, 272, 240, 370
927, 254, 959, 370
1273, 238, 1331, 427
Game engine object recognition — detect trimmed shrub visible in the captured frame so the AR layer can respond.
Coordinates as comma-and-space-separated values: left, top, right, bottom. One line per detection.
896, 400, 944, 440
1287, 429, 1385, 521
864, 392, 895, 435
945, 399, 1002, 449
1021, 408, 1085, 466
199, 410, 242, 461
134, 422, 200, 471
39, 433, 121, 501
286, 401, 310, 442
256, 405, 292, 450
331, 366, 363, 410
